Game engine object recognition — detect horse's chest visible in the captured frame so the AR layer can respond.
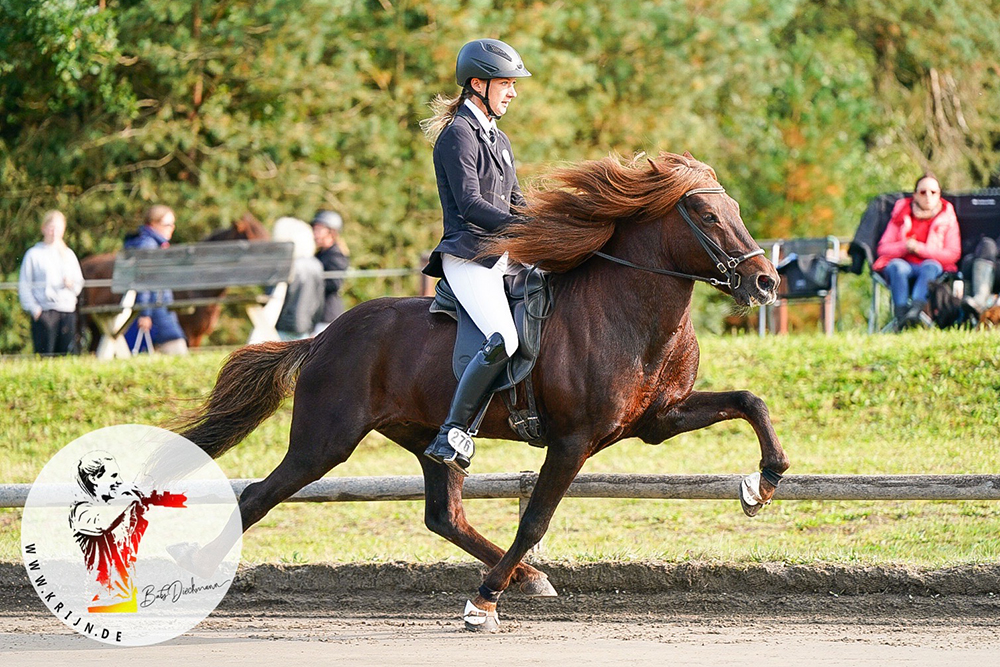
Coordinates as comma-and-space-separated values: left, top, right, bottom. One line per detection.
616, 356, 696, 424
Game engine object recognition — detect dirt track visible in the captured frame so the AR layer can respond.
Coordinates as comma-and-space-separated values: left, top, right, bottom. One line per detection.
4, 562, 1000, 665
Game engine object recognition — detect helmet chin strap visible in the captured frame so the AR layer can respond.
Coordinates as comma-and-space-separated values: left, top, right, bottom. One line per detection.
467, 79, 499, 119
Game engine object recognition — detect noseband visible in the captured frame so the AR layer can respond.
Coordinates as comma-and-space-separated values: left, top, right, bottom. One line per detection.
593, 187, 765, 289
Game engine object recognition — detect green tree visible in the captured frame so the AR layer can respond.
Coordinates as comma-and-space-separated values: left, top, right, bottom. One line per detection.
2, 0, 999, 350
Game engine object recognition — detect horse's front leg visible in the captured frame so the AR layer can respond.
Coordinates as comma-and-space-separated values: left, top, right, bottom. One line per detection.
464, 443, 589, 632
640, 390, 789, 515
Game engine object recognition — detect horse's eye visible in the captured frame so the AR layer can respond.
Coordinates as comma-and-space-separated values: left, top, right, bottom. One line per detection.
703, 212, 719, 224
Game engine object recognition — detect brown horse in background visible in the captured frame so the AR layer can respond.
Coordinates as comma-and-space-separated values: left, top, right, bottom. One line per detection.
78, 213, 270, 349
176, 152, 789, 630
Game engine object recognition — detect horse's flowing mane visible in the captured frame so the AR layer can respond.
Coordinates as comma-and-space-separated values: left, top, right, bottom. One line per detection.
482, 151, 718, 273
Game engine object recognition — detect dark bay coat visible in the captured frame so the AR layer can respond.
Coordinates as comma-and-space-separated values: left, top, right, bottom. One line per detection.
423, 104, 525, 277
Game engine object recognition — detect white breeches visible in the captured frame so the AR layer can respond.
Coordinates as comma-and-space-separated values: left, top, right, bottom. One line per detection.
442, 253, 519, 357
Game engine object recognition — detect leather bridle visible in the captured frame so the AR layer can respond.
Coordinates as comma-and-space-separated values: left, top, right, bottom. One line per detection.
593, 187, 765, 289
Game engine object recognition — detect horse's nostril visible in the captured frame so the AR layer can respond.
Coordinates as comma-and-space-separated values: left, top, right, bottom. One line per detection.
757, 274, 776, 292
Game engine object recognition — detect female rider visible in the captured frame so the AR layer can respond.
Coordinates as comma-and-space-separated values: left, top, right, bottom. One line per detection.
421, 39, 531, 475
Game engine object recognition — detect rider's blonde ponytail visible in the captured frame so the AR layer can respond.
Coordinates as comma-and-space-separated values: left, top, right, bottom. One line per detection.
420, 90, 470, 144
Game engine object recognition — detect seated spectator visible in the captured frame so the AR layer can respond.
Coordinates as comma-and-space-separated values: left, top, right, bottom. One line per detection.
122, 205, 188, 355
873, 173, 961, 329
310, 210, 351, 334
960, 236, 998, 314
273, 217, 325, 341
18, 210, 84, 355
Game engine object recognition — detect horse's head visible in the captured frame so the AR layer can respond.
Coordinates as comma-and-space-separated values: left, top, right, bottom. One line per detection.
654, 153, 778, 307
478, 151, 778, 308
205, 213, 271, 242
671, 186, 778, 307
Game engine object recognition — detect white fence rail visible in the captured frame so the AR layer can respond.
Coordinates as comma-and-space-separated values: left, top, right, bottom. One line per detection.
3, 473, 1000, 509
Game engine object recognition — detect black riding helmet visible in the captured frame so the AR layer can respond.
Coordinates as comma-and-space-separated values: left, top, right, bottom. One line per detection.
455, 39, 531, 119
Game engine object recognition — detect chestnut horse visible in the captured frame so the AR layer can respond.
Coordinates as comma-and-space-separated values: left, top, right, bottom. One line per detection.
177, 152, 789, 630
78, 213, 270, 349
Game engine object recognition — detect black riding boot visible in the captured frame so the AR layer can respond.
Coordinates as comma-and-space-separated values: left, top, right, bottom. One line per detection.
424, 332, 510, 475
892, 302, 909, 331
905, 299, 929, 327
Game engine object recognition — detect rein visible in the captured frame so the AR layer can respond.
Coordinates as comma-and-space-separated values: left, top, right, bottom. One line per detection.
593, 187, 764, 289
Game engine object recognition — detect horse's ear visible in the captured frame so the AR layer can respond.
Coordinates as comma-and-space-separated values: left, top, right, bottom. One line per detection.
647, 158, 663, 174
683, 151, 695, 160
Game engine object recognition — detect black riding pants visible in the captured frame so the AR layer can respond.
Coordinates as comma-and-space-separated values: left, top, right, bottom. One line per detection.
30, 310, 76, 356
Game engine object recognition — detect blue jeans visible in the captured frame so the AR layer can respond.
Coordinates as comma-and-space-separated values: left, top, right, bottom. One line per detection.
882, 258, 943, 308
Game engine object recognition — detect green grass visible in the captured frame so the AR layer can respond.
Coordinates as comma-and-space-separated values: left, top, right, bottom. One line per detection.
2, 329, 999, 567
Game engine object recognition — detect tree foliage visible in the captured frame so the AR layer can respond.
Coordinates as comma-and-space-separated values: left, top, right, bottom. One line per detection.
2, 0, 999, 348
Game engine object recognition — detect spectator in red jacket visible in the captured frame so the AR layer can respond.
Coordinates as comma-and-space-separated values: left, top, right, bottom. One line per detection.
874, 173, 961, 328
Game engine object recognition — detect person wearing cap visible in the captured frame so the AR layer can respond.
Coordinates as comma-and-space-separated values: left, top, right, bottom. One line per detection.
311, 210, 351, 331
419, 38, 532, 475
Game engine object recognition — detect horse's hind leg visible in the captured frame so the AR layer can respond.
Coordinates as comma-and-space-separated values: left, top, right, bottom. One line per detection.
381, 423, 555, 596
183, 390, 369, 575
239, 394, 369, 530
416, 455, 556, 596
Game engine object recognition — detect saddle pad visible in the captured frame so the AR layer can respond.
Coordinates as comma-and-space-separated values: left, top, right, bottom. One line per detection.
429, 266, 549, 393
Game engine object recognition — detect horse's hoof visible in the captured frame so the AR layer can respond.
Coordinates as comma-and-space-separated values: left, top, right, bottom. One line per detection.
740, 492, 762, 517
518, 575, 558, 597
739, 473, 765, 518
464, 616, 500, 633
167, 542, 217, 578
463, 599, 500, 633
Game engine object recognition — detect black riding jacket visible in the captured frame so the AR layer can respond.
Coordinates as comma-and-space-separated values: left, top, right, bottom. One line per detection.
423, 104, 525, 278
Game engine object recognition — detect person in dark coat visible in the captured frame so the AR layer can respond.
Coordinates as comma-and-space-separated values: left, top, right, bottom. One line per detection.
122, 205, 188, 354
420, 38, 532, 475
311, 210, 350, 332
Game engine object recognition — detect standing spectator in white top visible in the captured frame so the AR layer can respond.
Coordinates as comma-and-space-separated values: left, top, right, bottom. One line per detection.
18, 210, 84, 355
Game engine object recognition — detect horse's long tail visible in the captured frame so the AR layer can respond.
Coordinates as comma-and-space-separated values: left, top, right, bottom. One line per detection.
176, 339, 313, 458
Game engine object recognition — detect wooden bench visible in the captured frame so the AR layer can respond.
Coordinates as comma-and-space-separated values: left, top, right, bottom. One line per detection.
79, 240, 294, 359
848, 188, 1000, 332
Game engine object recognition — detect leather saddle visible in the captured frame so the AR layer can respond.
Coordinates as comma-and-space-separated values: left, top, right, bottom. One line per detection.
429, 265, 551, 394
